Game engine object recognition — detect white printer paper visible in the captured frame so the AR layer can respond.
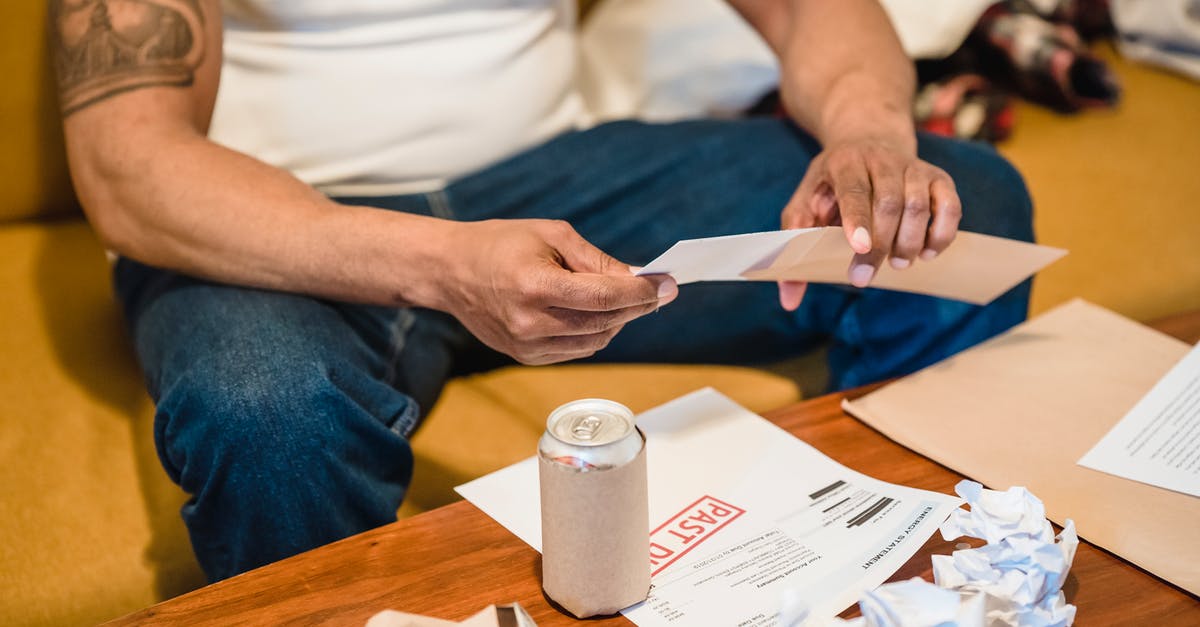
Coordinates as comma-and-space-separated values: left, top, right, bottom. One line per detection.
456, 389, 962, 625
1079, 342, 1200, 498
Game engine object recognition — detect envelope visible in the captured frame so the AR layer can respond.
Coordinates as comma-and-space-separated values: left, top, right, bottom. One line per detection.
841, 299, 1200, 595
637, 228, 1066, 305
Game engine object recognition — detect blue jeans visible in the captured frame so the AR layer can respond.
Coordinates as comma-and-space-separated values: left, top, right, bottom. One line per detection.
114, 119, 1034, 581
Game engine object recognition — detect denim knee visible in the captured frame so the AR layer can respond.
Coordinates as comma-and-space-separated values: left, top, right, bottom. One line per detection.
156, 355, 414, 488
160, 358, 300, 476
155, 355, 415, 579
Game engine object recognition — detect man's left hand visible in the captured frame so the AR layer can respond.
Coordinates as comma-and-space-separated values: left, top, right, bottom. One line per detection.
777, 137, 962, 311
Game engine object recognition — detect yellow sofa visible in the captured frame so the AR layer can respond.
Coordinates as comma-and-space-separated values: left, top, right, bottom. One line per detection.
2, 1, 1197, 624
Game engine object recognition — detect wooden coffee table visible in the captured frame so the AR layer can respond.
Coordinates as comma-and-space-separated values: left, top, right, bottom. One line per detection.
107, 313, 1200, 626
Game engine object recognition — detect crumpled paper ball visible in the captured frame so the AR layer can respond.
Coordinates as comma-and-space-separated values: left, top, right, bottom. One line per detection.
783, 481, 1078, 627
932, 481, 1077, 627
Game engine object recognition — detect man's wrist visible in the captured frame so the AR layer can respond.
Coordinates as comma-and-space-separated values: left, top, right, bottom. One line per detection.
816, 95, 916, 155
378, 211, 466, 312
784, 70, 917, 155
819, 119, 918, 156
302, 204, 465, 311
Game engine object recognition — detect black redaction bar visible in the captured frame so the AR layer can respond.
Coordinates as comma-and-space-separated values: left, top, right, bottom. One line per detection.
809, 480, 846, 500
846, 497, 894, 527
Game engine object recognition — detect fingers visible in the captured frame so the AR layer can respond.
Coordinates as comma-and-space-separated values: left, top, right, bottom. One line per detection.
882, 163, 960, 270
499, 220, 681, 364
827, 155, 875, 256
537, 219, 678, 310
540, 300, 664, 336
819, 153, 961, 288
851, 154, 907, 285
541, 270, 676, 312
778, 281, 808, 311
924, 172, 961, 259
812, 183, 838, 225
550, 219, 627, 276
500, 301, 654, 352
457, 218, 682, 366
519, 328, 624, 366
785, 146, 961, 297
891, 165, 934, 267
502, 278, 665, 364
781, 158, 830, 230
516, 317, 664, 365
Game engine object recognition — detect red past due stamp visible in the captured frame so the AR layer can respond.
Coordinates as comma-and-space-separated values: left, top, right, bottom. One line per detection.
649, 495, 746, 576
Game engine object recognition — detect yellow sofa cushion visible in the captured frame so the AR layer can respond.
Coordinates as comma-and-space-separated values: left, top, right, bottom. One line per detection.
0, 2, 79, 221
0, 221, 202, 626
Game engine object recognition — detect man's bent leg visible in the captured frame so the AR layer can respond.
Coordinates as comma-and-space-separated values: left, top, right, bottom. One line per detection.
114, 259, 430, 581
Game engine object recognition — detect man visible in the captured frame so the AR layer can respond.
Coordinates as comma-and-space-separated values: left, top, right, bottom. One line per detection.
52, 0, 1033, 582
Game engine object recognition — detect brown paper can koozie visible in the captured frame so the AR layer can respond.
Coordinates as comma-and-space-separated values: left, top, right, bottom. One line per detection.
539, 441, 650, 618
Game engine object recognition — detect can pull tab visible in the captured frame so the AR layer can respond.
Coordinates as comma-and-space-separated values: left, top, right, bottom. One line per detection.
572, 415, 603, 441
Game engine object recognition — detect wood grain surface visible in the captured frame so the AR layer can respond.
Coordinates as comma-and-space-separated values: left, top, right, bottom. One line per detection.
106, 313, 1200, 626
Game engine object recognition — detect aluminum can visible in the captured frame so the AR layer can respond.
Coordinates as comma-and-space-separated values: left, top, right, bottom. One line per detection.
539, 399, 643, 470
538, 399, 650, 618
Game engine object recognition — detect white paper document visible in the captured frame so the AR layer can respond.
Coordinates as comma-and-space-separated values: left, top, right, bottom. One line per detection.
1078, 342, 1200, 498
456, 389, 963, 625
636, 227, 1065, 305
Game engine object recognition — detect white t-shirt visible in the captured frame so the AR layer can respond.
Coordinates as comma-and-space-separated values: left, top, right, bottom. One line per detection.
208, 0, 586, 196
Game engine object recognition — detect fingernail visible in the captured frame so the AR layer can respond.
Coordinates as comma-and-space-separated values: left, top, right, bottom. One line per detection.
920, 249, 938, 261
849, 264, 875, 287
890, 257, 911, 269
852, 227, 871, 253
657, 277, 678, 300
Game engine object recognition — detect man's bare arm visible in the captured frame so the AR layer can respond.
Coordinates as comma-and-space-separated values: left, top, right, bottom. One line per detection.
53, 0, 208, 116
52, 0, 672, 364
52, 0, 443, 306
726, 0, 915, 151
728, 0, 962, 309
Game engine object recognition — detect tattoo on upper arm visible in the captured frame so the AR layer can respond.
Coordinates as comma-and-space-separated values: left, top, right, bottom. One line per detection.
51, 0, 206, 116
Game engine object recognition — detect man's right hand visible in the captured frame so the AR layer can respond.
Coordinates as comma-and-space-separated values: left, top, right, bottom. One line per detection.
434, 219, 678, 365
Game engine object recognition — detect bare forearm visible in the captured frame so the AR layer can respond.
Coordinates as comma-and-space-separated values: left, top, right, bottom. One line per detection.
52, 0, 674, 365
67, 115, 451, 308
732, 0, 964, 307
52, 0, 447, 307
731, 0, 916, 151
